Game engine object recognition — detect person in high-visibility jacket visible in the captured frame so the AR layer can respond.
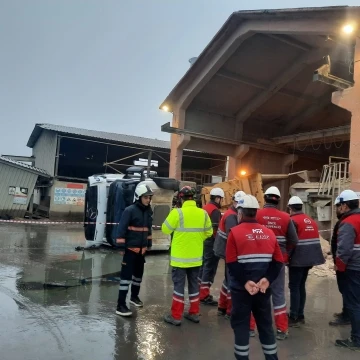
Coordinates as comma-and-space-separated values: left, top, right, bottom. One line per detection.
162, 186, 213, 326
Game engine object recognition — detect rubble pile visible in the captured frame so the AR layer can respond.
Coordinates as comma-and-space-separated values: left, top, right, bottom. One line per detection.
309, 236, 336, 278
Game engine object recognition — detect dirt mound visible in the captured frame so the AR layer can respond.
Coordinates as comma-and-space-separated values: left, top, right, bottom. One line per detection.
309, 236, 335, 278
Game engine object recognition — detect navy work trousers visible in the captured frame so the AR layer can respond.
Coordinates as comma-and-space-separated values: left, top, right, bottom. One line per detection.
343, 269, 360, 345
336, 271, 350, 319
231, 287, 278, 360
288, 266, 311, 318
117, 249, 145, 307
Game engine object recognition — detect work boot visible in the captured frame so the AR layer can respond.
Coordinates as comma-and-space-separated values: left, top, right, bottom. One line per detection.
184, 313, 200, 323
163, 314, 181, 326
130, 296, 143, 307
249, 330, 256, 338
276, 329, 289, 340
200, 295, 218, 306
116, 305, 132, 317
335, 338, 360, 351
329, 316, 351, 326
217, 308, 226, 316
298, 315, 305, 324
288, 315, 300, 328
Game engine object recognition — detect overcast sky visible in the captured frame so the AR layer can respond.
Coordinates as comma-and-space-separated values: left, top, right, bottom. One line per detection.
0, 0, 358, 156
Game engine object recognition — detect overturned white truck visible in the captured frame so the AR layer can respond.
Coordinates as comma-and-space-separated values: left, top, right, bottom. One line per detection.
83, 166, 178, 250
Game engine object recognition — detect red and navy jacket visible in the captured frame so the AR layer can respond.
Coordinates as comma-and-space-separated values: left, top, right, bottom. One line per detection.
256, 204, 298, 263
289, 212, 325, 267
214, 206, 237, 259
226, 220, 283, 290
203, 201, 222, 238
336, 209, 360, 272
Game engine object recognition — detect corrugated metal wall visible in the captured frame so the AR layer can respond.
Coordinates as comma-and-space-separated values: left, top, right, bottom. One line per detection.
0, 163, 38, 218
33, 130, 57, 176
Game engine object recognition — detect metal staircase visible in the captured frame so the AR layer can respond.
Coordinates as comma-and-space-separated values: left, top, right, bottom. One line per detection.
318, 160, 350, 197
318, 159, 350, 231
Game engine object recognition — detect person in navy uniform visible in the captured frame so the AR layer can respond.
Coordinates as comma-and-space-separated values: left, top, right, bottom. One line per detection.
333, 190, 360, 351
226, 195, 283, 360
115, 184, 154, 317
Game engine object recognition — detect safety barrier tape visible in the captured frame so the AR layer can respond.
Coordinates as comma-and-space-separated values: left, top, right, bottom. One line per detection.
0, 218, 329, 233
0, 219, 162, 229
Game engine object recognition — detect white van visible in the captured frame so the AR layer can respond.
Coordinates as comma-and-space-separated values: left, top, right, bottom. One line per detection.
84, 167, 178, 250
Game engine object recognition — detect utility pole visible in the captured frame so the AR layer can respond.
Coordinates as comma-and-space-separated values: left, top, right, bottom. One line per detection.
147, 151, 152, 178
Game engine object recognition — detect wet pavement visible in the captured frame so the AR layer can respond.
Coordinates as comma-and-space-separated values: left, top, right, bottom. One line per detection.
0, 223, 358, 360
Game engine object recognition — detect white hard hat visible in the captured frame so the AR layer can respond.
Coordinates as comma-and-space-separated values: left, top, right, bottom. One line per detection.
334, 196, 341, 205
210, 188, 225, 198
288, 196, 303, 206
236, 195, 260, 209
264, 186, 281, 198
135, 184, 154, 200
338, 190, 359, 203
233, 190, 246, 202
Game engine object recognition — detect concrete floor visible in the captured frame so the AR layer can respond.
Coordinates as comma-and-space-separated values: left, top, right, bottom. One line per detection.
0, 224, 357, 360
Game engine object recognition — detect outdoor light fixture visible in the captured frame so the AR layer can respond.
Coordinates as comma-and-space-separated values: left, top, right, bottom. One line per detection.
162, 105, 170, 112
342, 23, 355, 34
240, 170, 247, 176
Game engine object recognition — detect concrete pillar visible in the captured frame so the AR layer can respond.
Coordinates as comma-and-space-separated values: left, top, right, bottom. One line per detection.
227, 145, 250, 180
169, 110, 186, 180
227, 157, 238, 180
332, 39, 360, 190
280, 154, 299, 209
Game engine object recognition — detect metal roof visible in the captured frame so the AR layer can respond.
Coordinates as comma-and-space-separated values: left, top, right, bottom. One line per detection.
27, 123, 171, 150
159, 5, 360, 157
160, 6, 360, 111
0, 156, 51, 177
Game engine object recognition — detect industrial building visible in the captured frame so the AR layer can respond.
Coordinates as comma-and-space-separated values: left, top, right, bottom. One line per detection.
160, 6, 360, 215
0, 123, 225, 219
0, 156, 51, 218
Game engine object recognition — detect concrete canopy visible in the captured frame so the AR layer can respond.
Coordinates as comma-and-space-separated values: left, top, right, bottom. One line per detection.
160, 6, 360, 180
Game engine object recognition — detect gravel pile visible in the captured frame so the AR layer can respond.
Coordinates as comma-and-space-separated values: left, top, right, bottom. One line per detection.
308, 237, 336, 278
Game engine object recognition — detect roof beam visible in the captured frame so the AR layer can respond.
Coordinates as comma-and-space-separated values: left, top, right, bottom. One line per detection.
265, 34, 312, 51
273, 125, 350, 145
234, 47, 329, 124
216, 69, 317, 103
161, 122, 239, 145
162, 122, 290, 155
283, 94, 331, 134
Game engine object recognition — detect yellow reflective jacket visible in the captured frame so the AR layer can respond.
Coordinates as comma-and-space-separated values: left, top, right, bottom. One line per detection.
162, 200, 213, 268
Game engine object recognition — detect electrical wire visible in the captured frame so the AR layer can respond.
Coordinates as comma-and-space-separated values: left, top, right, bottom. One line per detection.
310, 134, 322, 151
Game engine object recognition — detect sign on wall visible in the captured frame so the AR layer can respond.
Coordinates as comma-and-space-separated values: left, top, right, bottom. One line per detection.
12, 187, 28, 205
54, 187, 86, 206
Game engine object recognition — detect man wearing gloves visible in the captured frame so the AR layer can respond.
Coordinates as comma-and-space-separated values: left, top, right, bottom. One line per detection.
287, 196, 325, 327
115, 184, 154, 317
226, 195, 283, 360
162, 186, 213, 326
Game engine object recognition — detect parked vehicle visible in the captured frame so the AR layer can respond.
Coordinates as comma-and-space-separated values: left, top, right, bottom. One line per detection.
83, 167, 178, 250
